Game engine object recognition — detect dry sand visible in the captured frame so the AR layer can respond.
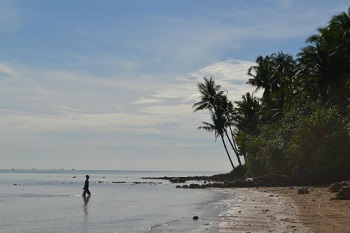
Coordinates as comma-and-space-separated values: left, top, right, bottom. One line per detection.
215, 187, 350, 233
282, 187, 350, 233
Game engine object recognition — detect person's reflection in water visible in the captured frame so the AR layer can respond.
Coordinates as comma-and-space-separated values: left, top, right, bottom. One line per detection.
83, 195, 90, 220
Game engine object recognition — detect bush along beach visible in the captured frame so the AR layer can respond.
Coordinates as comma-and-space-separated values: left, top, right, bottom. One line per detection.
190, 8, 350, 187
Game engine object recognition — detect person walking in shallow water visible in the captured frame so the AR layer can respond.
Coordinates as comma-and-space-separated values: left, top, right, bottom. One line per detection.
82, 175, 91, 196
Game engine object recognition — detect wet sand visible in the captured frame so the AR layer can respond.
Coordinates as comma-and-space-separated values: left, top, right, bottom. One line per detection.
216, 187, 350, 233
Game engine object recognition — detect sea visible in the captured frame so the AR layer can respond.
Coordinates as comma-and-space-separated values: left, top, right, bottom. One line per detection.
0, 169, 238, 233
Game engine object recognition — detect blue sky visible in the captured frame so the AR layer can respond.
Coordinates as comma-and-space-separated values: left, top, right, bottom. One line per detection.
0, 0, 348, 171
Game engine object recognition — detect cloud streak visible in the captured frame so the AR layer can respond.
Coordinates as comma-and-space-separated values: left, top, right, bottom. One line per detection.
0, 59, 255, 137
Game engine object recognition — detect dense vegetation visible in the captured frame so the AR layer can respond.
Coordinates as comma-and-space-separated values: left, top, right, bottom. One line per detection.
193, 8, 350, 184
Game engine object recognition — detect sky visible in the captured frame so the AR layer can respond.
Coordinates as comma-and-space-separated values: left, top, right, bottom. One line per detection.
0, 0, 348, 171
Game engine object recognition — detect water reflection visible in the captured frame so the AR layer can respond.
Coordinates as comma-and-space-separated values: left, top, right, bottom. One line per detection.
83, 195, 90, 219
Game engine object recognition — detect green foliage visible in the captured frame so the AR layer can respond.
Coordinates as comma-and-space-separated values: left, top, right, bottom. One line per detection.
244, 121, 290, 177
193, 8, 350, 184
244, 105, 350, 183
286, 106, 350, 183
240, 8, 350, 184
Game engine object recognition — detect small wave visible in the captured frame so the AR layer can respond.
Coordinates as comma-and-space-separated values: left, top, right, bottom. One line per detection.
147, 219, 180, 232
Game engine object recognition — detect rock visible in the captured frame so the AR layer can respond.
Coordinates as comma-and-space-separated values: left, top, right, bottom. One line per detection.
192, 215, 199, 220
334, 186, 350, 200
298, 187, 309, 194
189, 183, 201, 189
169, 177, 186, 183
329, 181, 350, 193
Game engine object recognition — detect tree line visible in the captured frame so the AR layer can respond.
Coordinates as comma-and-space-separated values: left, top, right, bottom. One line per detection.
193, 7, 350, 184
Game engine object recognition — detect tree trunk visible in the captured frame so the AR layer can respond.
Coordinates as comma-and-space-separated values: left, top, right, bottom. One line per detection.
220, 134, 235, 169
224, 129, 242, 166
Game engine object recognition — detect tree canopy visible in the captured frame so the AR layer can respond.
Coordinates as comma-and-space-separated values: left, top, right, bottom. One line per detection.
193, 8, 350, 184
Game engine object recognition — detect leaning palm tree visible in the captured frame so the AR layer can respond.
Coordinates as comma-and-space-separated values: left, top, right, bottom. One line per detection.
198, 112, 235, 169
192, 77, 224, 113
216, 95, 243, 166
193, 77, 242, 167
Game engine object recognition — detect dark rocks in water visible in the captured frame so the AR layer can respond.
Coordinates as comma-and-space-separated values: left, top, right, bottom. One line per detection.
132, 181, 162, 185
172, 175, 295, 189
169, 177, 187, 183
329, 181, 350, 193
177, 179, 256, 189
298, 187, 310, 194
189, 183, 202, 189
143, 171, 303, 189
111, 181, 161, 185
192, 216, 199, 220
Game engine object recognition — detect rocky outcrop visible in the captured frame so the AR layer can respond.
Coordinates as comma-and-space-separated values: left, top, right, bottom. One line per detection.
330, 181, 350, 200
329, 181, 350, 192
335, 186, 350, 200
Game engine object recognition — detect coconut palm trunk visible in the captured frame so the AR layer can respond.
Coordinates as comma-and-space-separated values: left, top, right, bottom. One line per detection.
224, 129, 242, 166
220, 134, 235, 169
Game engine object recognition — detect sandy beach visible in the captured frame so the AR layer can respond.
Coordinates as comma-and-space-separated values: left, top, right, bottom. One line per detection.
216, 187, 350, 233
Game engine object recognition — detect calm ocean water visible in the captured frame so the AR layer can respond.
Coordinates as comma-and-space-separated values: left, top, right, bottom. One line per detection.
0, 170, 237, 233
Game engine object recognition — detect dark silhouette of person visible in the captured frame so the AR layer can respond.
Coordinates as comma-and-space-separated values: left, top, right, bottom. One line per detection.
82, 175, 91, 196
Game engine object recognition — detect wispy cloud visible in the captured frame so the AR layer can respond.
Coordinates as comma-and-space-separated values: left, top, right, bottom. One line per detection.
0, 63, 43, 90
0, 59, 255, 136
131, 98, 163, 105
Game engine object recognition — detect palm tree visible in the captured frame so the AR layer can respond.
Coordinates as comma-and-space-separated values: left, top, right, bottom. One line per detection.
234, 92, 261, 136
198, 111, 235, 169
193, 77, 242, 166
324, 8, 350, 110
247, 55, 273, 102
247, 52, 296, 122
217, 95, 243, 166
297, 8, 350, 112
192, 77, 224, 113
326, 8, 350, 61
